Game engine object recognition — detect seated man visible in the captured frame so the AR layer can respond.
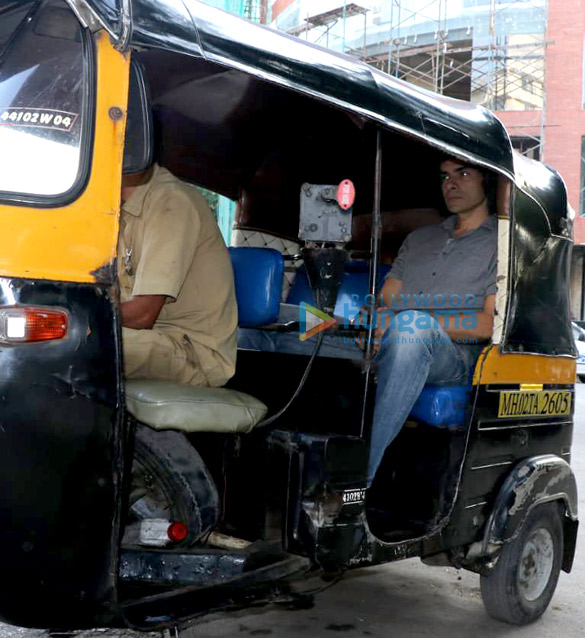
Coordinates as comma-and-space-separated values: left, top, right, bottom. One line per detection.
366, 157, 496, 485
118, 164, 238, 388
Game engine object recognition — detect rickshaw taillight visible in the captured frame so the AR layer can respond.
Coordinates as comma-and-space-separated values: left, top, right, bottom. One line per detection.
0, 307, 68, 343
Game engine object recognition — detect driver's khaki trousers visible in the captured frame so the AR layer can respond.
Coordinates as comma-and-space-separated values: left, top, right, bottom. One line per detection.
122, 327, 208, 387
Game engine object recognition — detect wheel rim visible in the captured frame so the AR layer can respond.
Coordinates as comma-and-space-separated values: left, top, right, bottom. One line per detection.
129, 459, 175, 520
517, 527, 555, 602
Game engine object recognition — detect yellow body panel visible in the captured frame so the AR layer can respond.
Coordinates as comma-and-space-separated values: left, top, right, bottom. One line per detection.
474, 345, 576, 385
0, 32, 128, 283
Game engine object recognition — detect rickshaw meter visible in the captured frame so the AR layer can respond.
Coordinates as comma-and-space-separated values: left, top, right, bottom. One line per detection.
299, 180, 354, 243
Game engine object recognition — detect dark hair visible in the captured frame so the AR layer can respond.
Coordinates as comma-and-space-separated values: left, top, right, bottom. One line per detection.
438, 155, 497, 215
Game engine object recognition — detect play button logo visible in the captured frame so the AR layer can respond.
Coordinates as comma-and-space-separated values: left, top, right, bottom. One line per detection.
299, 302, 337, 341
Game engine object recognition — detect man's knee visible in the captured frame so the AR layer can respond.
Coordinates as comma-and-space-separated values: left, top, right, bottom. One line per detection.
379, 310, 443, 348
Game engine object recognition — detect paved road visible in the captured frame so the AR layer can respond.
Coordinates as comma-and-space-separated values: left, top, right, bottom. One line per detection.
2, 387, 585, 638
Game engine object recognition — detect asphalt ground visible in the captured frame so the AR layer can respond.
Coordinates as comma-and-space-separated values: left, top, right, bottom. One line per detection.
2, 387, 584, 638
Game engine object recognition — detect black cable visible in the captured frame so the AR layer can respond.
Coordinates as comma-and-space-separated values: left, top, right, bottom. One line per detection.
254, 331, 325, 429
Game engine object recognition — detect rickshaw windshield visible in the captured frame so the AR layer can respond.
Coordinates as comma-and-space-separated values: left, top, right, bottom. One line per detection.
0, 0, 90, 202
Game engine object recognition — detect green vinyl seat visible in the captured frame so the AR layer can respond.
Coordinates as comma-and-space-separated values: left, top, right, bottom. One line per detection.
125, 380, 268, 434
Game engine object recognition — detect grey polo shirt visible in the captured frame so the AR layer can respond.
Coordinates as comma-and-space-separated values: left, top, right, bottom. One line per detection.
387, 215, 497, 312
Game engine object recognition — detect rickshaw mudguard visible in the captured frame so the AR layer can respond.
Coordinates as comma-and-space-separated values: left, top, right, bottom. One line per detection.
0, 278, 125, 629
481, 454, 578, 572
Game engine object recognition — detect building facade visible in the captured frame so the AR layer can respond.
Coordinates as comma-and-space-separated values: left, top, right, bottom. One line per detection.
269, 0, 585, 319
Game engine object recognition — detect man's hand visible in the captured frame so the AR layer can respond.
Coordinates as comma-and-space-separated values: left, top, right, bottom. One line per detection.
350, 305, 392, 354
121, 295, 167, 329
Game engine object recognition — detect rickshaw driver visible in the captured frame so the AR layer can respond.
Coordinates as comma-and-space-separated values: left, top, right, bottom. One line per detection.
118, 163, 238, 388
365, 158, 497, 485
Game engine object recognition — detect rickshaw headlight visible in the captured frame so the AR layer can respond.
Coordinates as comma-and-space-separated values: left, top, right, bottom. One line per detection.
0, 307, 68, 343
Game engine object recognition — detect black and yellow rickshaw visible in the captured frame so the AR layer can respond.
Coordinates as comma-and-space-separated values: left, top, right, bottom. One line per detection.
0, 0, 578, 631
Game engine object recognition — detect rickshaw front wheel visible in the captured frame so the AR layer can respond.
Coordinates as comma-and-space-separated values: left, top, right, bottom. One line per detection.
480, 502, 563, 625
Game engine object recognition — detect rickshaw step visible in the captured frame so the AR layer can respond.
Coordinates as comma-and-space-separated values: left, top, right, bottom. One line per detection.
120, 553, 312, 630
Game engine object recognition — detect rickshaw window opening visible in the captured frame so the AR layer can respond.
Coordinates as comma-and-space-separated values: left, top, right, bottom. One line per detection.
0, 0, 94, 208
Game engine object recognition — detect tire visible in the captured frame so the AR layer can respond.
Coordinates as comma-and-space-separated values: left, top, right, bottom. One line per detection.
578, 375, 585, 383
125, 423, 220, 546
480, 502, 563, 625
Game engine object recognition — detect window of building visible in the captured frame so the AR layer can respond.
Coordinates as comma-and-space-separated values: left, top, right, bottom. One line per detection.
511, 136, 541, 161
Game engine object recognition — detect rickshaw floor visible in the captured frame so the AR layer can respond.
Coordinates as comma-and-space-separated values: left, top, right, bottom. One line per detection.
365, 423, 465, 540
366, 507, 429, 542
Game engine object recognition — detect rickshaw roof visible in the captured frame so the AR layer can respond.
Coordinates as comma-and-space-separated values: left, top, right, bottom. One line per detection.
75, 0, 515, 178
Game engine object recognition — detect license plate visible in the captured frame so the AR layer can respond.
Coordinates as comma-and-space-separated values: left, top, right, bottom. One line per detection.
498, 390, 572, 419
342, 489, 366, 504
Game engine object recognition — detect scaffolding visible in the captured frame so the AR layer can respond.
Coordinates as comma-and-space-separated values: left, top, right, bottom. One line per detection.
242, 0, 269, 23
284, 0, 549, 161
207, 0, 269, 24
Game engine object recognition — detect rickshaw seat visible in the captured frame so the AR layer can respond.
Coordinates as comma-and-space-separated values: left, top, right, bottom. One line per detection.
229, 247, 284, 327
125, 247, 283, 433
410, 384, 471, 429
287, 260, 391, 321
125, 380, 267, 433
231, 250, 472, 430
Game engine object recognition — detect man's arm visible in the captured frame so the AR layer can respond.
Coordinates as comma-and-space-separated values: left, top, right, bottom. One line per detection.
121, 295, 167, 330
433, 293, 495, 343
378, 275, 403, 308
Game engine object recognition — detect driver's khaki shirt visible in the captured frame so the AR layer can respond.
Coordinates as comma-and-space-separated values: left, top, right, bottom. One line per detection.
118, 164, 237, 387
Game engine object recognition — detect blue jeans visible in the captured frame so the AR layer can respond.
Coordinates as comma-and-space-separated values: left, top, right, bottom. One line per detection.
238, 310, 480, 486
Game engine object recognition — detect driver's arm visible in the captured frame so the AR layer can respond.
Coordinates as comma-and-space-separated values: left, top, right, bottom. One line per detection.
121, 294, 167, 329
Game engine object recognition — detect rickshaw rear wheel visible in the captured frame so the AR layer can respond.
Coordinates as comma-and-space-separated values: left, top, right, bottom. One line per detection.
125, 423, 220, 546
480, 502, 563, 625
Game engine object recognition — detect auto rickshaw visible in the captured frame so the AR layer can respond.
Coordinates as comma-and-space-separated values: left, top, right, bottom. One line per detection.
0, 0, 578, 631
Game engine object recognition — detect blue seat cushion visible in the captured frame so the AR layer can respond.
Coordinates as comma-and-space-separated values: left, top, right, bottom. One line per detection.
229, 247, 284, 328
410, 385, 471, 429
287, 260, 391, 321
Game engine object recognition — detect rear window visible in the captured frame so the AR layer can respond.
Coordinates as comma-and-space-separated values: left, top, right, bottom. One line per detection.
0, 0, 91, 201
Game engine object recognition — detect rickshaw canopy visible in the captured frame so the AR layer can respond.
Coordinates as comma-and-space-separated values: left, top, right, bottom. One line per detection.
69, 0, 515, 188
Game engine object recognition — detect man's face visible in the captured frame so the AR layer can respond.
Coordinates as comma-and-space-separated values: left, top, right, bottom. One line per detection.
440, 160, 487, 215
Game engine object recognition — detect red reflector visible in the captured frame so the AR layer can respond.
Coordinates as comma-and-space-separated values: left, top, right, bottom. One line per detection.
167, 521, 189, 543
336, 179, 355, 211
1, 307, 68, 343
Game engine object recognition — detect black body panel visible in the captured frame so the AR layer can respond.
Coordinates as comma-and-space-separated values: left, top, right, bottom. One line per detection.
0, 279, 124, 628
440, 384, 575, 557
504, 156, 575, 356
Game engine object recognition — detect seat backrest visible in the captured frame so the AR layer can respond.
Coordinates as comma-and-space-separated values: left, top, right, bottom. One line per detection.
229, 247, 284, 327
231, 228, 301, 301
287, 260, 391, 320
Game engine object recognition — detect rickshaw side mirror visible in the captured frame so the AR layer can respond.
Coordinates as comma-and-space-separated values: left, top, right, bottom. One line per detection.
123, 60, 154, 175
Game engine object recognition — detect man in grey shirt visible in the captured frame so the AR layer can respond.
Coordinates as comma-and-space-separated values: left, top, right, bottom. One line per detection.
238, 157, 497, 486
367, 157, 496, 485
